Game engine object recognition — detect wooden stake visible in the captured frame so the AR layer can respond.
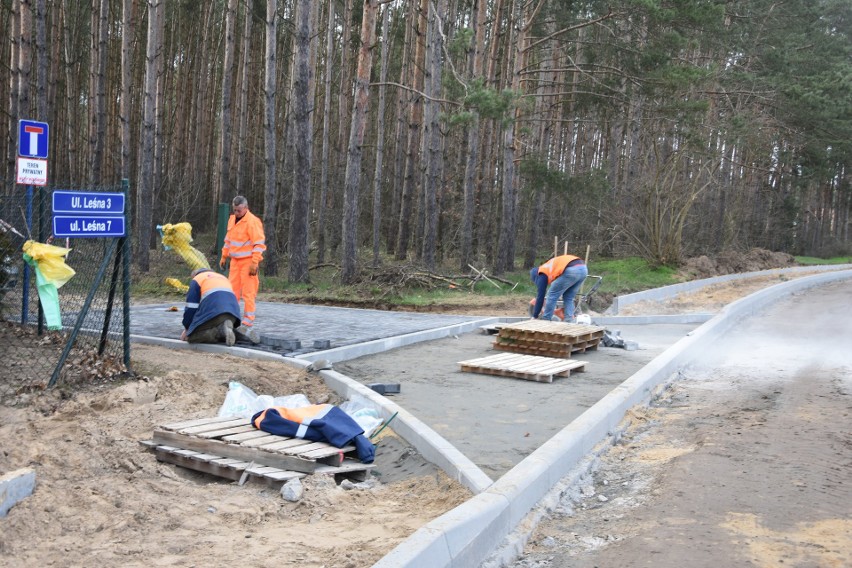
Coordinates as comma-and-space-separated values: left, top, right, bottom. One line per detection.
564, 241, 568, 255
553, 236, 558, 257
584, 244, 590, 263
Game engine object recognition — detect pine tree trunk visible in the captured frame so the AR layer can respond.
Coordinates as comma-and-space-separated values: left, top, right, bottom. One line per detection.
460, 0, 488, 269
262, 0, 279, 275
137, 0, 159, 272
235, 2, 252, 193
395, 0, 428, 260
316, 1, 335, 263
341, 0, 379, 284
371, 5, 390, 268
217, 0, 238, 204
120, 0, 134, 181
288, 0, 313, 283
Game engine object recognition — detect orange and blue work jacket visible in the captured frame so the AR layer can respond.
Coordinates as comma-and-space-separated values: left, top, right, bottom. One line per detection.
220, 210, 266, 266
252, 405, 375, 463
182, 270, 241, 335
535, 254, 581, 284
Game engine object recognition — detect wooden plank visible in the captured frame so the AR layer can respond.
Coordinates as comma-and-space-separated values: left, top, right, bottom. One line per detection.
179, 418, 250, 435
152, 429, 320, 473
239, 433, 292, 447
196, 424, 257, 439
160, 416, 238, 431
222, 430, 273, 443
254, 438, 314, 451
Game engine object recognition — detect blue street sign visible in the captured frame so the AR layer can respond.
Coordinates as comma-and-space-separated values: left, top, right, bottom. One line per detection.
53, 215, 126, 238
18, 119, 49, 159
52, 191, 125, 214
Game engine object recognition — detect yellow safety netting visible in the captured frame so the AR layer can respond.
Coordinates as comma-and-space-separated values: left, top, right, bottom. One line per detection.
159, 222, 209, 270
22, 240, 75, 288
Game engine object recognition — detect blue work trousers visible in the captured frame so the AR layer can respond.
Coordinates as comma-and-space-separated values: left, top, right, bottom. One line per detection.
542, 264, 589, 321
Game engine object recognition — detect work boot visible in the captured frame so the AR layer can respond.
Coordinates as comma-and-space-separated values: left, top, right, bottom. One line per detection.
235, 325, 260, 345
219, 319, 236, 346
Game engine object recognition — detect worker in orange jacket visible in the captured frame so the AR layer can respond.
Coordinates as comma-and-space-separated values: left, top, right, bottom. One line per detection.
530, 253, 588, 322
219, 195, 266, 331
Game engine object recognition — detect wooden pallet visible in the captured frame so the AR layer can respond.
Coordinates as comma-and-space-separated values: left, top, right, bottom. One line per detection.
142, 416, 372, 484
493, 320, 604, 358
494, 336, 600, 355
458, 353, 586, 383
497, 320, 605, 341
140, 441, 370, 488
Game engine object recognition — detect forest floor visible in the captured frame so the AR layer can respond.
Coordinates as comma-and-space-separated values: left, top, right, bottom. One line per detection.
0, 251, 835, 567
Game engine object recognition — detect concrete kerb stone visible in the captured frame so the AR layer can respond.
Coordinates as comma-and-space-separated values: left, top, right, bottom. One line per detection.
320, 369, 493, 494
607, 264, 852, 314
378, 269, 852, 568
294, 317, 502, 364
594, 313, 714, 325
0, 468, 36, 517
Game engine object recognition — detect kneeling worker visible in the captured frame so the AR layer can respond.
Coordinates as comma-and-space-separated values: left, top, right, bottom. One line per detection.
530, 253, 588, 322
181, 268, 252, 346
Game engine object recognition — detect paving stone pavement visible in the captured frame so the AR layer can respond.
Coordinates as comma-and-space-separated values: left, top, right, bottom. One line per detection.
130, 301, 482, 356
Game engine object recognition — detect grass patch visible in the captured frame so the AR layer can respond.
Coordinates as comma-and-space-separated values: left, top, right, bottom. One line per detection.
795, 255, 852, 265
130, 238, 689, 312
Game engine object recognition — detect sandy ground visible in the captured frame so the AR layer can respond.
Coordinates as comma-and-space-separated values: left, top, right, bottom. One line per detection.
0, 346, 470, 567
1, 270, 841, 567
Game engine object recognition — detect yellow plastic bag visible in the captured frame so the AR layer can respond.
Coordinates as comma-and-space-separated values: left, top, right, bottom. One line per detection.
22, 240, 76, 289
160, 222, 209, 270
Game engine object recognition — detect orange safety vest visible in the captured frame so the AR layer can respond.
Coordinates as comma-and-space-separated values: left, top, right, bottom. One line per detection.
221, 210, 266, 265
193, 270, 234, 297
537, 254, 581, 284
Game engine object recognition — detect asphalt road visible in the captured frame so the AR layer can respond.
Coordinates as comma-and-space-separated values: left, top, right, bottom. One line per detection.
512, 279, 852, 567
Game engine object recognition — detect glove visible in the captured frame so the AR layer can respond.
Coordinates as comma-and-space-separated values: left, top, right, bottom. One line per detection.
219, 258, 226, 270
249, 263, 258, 276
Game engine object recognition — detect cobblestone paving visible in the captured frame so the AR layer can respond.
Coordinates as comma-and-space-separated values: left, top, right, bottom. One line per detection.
130, 301, 482, 356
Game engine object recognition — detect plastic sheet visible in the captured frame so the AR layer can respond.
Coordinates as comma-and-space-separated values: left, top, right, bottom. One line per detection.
21, 240, 75, 288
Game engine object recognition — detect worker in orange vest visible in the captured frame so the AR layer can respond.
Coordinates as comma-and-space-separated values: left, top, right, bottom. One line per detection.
219, 195, 266, 335
530, 254, 588, 322
180, 268, 241, 346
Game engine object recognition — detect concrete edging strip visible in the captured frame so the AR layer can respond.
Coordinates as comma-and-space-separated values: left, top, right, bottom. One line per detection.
374, 269, 852, 568
607, 264, 852, 314
0, 468, 36, 517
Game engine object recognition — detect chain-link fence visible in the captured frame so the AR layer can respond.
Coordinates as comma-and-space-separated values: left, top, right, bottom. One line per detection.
1, 182, 131, 405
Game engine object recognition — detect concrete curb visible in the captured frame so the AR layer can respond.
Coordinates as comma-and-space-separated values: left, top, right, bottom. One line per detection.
0, 468, 36, 517
293, 317, 502, 364
607, 264, 852, 314
374, 269, 852, 568
594, 314, 714, 325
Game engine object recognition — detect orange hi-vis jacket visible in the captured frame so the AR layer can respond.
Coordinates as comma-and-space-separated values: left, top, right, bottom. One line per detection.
220, 210, 266, 266
536, 254, 581, 284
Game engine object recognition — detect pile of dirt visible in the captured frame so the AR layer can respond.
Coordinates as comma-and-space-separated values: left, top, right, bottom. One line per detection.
681, 248, 797, 280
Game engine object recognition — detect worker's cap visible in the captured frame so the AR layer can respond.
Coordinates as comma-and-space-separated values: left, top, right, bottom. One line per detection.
530, 267, 539, 282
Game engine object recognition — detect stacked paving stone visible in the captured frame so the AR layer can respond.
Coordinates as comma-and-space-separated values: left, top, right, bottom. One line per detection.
493, 320, 605, 358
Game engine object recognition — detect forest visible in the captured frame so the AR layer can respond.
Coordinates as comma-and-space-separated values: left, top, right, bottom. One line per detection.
2, 0, 850, 282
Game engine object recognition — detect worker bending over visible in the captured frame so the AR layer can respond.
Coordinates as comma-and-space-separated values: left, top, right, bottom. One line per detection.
530, 253, 588, 322
220, 195, 266, 331
181, 268, 242, 345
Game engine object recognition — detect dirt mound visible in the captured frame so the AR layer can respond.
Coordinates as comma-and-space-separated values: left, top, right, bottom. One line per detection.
681, 248, 797, 279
